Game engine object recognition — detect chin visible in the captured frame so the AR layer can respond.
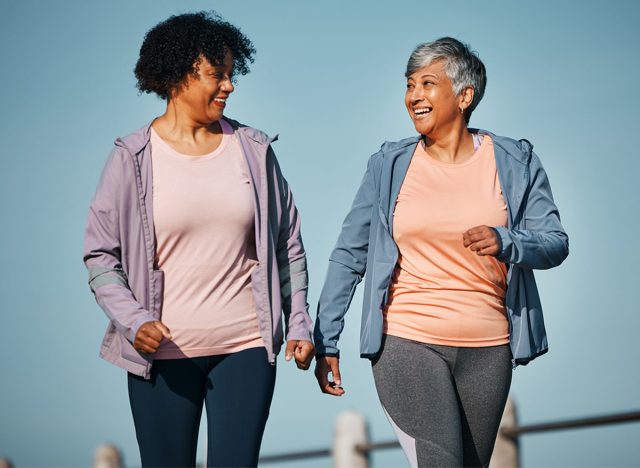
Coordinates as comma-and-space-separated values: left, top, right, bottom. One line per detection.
205, 112, 223, 123
413, 122, 432, 136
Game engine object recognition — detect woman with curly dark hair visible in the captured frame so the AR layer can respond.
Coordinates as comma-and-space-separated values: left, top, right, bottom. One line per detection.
83, 12, 314, 467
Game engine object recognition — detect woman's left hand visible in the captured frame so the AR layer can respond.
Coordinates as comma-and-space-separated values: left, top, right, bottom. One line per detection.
285, 340, 315, 370
463, 225, 500, 256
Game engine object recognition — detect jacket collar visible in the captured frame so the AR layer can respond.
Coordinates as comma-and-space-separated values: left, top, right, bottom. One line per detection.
379, 129, 533, 164
224, 117, 278, 145
114, 116, 276, 155
381, 129, 533, 227
470, 128, 533, 165
115, 122, 152, 155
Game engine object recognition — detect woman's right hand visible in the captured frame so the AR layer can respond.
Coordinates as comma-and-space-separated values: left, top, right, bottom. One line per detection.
314, 356, 345, 396
133, 321, 172, 354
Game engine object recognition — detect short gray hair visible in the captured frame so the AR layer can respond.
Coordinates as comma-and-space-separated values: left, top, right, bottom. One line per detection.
405, 37, 486, 123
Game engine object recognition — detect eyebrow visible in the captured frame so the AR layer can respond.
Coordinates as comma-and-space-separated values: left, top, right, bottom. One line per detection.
207, 67, 233, 77
407, 72, 439, 81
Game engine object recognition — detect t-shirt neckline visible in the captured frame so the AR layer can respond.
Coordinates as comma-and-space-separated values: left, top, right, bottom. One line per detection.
150, 119, 233, 162
419, 133, 490, 168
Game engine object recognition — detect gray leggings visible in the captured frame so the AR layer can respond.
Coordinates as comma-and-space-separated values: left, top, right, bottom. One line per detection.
372, 335, 512, 468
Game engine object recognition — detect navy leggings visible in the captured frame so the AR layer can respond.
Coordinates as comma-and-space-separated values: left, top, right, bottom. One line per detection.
127, 346, 276, 467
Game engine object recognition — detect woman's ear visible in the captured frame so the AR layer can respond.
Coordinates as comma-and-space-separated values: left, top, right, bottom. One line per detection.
459, 86, 475, 109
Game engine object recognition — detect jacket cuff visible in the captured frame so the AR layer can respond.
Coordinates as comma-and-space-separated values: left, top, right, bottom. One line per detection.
130, 312, 158, 343
492, 226, 513, 262
313, 341, 339, 356
285, 326, 313, 343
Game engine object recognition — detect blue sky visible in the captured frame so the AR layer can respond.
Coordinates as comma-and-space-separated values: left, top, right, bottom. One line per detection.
1, 1, 639, 466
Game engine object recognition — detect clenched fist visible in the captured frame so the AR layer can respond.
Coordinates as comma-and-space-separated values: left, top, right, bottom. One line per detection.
284, 340, 315, 370
463, 225, 501, 256
133, 321, 172, 354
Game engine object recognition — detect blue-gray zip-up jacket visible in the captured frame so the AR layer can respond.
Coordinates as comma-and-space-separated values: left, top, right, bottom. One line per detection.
314, 130, 569, 366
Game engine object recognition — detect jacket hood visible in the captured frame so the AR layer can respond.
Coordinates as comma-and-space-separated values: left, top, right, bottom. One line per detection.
114, 116, 275, 155
379, 136, 421, 153
473, 128, 533, 165
115, 122, 152, 155
224, 117, 277, 145
379, 129, 533, 165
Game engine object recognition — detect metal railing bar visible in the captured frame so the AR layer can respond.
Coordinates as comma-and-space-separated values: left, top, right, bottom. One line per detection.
258, 409, 640, 462
501, 410, 640, 438
259, 448, 332, 463
356, 440, 401, 454
357, 410, 640, 453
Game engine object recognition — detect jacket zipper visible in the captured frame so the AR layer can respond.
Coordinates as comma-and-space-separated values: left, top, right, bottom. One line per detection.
118, 139, 154, 379
238, 131, 275, 364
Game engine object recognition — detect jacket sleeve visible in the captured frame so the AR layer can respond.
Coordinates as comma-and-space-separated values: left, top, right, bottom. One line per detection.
493, 151, 569, 270
314, 155, 379, 356
83, 148, 156, 343
270, 147, 313, 342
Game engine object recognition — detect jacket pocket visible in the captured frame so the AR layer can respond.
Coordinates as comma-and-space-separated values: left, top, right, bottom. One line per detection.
120, 333, 150, 366
99, 322, 116, 355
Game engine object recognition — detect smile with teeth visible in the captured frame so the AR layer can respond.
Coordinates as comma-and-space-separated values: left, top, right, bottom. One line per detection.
213, 98, 226, 103
414, 107, 432, 116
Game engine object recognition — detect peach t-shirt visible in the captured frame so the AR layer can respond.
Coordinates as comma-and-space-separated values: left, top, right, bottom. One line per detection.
151, 119, 264, 359
384, 135, 509, 347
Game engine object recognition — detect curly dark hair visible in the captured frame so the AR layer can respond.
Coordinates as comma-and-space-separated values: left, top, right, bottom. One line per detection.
134, 11, 256, 100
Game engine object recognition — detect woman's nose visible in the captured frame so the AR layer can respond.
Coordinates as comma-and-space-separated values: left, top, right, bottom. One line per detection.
410, 87, 423, 103
222, 77, 235, 93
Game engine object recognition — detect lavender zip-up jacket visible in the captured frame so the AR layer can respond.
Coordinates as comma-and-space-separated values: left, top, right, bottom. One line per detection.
83, 117, 312, 379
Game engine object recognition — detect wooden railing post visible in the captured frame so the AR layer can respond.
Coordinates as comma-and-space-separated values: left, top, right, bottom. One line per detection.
333, 411, 370, 468
490, 396, 520, 468
93, 443, 123, 468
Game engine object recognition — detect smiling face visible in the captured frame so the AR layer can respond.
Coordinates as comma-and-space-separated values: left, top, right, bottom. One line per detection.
171, 49, 235, 125
405, 59, 471, 137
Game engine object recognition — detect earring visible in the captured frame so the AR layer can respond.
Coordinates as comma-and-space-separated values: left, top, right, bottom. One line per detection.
459, 106, 465, 114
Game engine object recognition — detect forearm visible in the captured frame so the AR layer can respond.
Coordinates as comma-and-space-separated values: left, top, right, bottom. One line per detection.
84, 201, 154, 341
90, 279, 156, 342
313, 154, 378, 355
284, 287, 313, 341
278, 251, 313, 341
494, 151, 569, 270
314, 258, 363, 355
494, 226, 569, 269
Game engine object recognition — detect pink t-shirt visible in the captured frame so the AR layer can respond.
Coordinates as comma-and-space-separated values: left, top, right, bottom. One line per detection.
384, 135, 509, 347
151, 119, 264, 359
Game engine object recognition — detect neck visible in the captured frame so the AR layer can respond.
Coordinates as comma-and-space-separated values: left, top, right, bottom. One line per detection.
153, 99, 221, 143
423, 119, 474, 164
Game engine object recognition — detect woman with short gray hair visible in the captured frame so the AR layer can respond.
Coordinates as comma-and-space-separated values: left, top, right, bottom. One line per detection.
314, 37, 568, 466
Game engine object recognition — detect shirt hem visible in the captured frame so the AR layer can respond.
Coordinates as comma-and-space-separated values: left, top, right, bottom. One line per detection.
384, 330, 510, 348
153, 336, 265, 360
